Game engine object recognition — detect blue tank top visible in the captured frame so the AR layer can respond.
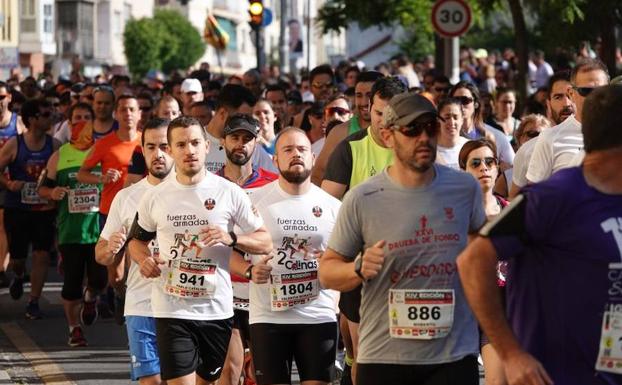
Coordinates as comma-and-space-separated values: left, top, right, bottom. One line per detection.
6, 134, 54, 210
0, 113, 18, 148
93, 120, 119, 141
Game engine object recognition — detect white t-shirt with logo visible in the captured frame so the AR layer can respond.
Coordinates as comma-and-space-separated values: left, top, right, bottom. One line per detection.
136, 171, 263, 321
249, 181, 340, 325
526, 115, 582, 183
102, 178, 157, 317
205, 131, 226, 173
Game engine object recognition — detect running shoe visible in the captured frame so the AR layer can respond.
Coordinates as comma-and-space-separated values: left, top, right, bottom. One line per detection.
80, 299, 98, 326
9, 277, 24, 300
25, 301, 42, 320
68, 326, 88, 347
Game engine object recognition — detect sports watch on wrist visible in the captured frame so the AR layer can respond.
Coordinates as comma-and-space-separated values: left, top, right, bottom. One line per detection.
354, 256, 365, 281
244, 265, 253, 280
228, 231, 238, 247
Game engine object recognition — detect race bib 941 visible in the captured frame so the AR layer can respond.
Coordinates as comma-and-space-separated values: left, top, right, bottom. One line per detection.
389, 289, 454, 339
165, 259, 217, 299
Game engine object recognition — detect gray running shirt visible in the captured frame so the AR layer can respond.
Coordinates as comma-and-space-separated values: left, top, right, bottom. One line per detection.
328, 165, 486, 365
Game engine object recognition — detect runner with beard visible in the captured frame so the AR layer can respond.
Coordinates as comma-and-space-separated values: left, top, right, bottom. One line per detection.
96, 118, 174, 385
241, 127, 340, 385
128, 116, 272, 385
216, 114, 277, 385
319, 93, 486, 385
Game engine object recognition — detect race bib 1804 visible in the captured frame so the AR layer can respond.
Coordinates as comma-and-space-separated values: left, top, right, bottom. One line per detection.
165, 259, 217, 299
389, 289, 454, 340
270, 270, 319, 311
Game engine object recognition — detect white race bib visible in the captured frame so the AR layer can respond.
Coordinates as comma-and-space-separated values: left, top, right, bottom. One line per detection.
165, 259, 217, 299
596, 309, 622, 374
389, 289, 454, 339
21, 182, 47, 205
270, 270, 319, 311
68, 187, 99, 213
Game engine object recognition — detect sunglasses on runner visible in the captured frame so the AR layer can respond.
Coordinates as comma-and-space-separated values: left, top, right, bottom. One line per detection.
326, 107, 350, 116
396, 120, 439, 138
469, 157, 497, 168
457, 96, 474, 105
573, 86, 600, 97
523, 130, 540, 139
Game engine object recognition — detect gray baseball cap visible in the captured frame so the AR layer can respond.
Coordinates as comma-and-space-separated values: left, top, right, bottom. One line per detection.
223, 114, 260, 137
382, 92, 437, 128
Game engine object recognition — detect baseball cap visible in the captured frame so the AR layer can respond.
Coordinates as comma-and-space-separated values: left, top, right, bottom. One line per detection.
180, 78, 202, 94
223, 114, 260, 137
382, 92, 437, 128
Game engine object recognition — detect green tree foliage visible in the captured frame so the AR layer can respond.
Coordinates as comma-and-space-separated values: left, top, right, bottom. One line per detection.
123, 18, 164, 78
123, 10, 206, 78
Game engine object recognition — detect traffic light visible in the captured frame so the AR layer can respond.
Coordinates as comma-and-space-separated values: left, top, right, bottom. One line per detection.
248, 0, 263, 29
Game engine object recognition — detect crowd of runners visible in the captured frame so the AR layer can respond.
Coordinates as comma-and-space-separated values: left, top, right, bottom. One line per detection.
0, 48, 620, 385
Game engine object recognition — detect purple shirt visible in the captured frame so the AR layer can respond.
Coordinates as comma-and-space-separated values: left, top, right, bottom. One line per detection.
484, 167, 622, 385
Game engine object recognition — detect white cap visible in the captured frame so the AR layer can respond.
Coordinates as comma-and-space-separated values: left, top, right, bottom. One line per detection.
181, 78, 202, 94
302, 90, 315, 103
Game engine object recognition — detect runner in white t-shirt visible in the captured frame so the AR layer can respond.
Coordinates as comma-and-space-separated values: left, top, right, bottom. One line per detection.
238, 127, 340, 385
526, 58, 609, 183
127, 116, 272, 385
95, 118, 173, 385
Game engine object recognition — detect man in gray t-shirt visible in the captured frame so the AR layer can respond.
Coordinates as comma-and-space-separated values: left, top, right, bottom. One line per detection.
319, 92, 486, 385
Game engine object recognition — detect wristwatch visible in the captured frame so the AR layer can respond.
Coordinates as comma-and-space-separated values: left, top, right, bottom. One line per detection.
228, 231, 238, 247
354, 256, 365, 281
244, 265, 253, 280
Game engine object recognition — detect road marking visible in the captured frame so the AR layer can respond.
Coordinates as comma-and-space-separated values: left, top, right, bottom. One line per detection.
0, 370, 10, 380
0, 322, 76, 385
0, 283, 62, 297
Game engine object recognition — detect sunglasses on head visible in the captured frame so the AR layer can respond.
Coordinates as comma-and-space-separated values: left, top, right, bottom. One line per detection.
326, 107, 350, 116
469, 157, 497, 168
457, 96, 474, 105
573, 86, 599, 97
396, 120, 439, 138
523, 130, 540, 139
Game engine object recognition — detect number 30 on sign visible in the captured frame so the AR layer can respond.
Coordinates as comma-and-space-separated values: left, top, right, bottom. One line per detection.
432, 0, 472, 38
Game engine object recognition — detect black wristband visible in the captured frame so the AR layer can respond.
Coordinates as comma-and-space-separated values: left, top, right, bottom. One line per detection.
228, 231, 237, 247
41, 177, 57, 188
128, 214, 156, 242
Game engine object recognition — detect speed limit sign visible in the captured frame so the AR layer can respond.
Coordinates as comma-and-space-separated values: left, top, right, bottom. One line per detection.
432, 0, 472, 38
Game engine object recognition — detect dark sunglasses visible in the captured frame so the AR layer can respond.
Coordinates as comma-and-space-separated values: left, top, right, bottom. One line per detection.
469, 157, 497, 168
0, 94, 8, 101
326, 107, 350, 116
396, 120, 439, 138
523, 130, 540, 139
457, 96, 474, 105
573, 86, 599, 97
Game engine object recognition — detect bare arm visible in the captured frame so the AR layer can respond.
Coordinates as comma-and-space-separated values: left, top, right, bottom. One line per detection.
95, 226, 128, 266
457, 236, 553, 385
230, 250, 251, 279
0, 138, 20, 190
508, 182, 522, 200
201, 225, 273, 255
321, 180, 348, 200
318, 248, 362, 292
311, 123, 347, 186
38, 151, 70, 201
77, 165, 103, 185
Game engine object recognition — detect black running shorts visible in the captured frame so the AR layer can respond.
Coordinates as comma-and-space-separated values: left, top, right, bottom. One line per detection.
155, 317, 233, 381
